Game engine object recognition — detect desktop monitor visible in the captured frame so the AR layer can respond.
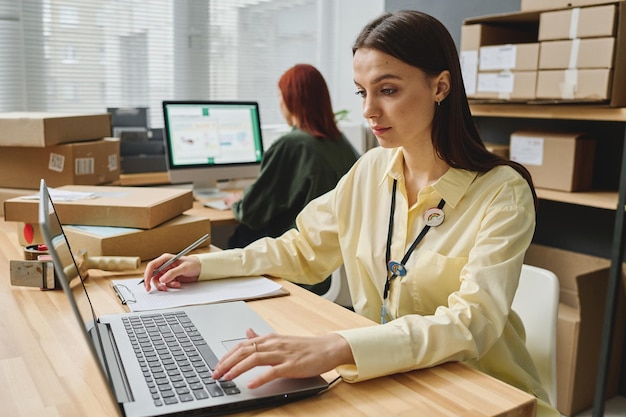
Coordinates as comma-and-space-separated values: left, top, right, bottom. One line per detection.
162, 100, 264, 197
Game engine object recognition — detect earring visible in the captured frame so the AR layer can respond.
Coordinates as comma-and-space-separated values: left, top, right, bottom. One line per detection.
435, 99, 441, 107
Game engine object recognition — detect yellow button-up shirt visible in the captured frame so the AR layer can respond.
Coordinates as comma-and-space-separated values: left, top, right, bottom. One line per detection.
195, 146, 558, 416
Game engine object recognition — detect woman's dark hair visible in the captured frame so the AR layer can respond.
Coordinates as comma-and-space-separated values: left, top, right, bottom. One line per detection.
278, 64, 341, 140
353, 10, 537, 206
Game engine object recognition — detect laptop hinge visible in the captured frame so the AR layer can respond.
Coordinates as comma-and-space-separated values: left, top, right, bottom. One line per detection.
90, 322, 134, 404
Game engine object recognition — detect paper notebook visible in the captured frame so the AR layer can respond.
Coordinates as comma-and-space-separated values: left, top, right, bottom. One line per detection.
112, 276, 289, 312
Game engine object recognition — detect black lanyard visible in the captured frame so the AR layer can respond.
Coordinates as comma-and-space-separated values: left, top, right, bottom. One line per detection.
383, 179, 445, 301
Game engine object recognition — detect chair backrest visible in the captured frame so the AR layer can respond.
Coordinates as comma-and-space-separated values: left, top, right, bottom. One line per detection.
512, 264, 559, 407
322, 265, 353, 308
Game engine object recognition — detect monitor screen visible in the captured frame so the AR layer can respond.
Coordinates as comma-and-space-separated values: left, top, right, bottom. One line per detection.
162, 100, 264, 198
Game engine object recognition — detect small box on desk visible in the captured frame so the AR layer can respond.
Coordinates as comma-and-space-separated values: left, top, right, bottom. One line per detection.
510, 131, 596, 191
524, 244, 625, 416
0, 112, 111, 147
64, 214, 211, 261
0, 138, 120, 189
4, 185, 193, 229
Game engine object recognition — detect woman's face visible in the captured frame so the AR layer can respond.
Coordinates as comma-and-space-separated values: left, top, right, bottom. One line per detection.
353, 47, 443, 150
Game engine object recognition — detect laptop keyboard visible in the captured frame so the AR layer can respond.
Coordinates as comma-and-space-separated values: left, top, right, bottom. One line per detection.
123, 311, 241, 407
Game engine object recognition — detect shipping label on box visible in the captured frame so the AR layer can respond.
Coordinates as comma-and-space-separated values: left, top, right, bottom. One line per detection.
510, 131, 596, 191
461, 50, 479, 95
474, 71, 537, 100
479, 43, 539, 71
0, 112, 111, 147
0, 138, 120, 189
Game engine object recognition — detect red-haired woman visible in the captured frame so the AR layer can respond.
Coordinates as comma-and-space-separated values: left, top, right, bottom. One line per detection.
223, 64, 358, 294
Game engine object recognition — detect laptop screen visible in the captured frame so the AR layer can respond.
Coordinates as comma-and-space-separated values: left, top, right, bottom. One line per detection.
38, 180, 117, 389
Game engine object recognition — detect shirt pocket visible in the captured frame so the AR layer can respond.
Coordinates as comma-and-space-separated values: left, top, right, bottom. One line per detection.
399, 250, 468, 316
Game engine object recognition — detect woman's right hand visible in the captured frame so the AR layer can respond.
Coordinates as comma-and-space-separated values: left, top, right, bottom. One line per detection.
142, 254, 201, 292
223, 192, 243, 209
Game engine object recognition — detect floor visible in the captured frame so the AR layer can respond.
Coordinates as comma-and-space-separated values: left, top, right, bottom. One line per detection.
570, 396, 626, 417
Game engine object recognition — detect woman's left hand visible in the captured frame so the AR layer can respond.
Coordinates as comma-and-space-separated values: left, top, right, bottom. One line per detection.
211, 328, 353, 388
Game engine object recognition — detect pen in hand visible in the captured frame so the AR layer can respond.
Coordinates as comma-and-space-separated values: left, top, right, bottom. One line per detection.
138, 233, 210, 285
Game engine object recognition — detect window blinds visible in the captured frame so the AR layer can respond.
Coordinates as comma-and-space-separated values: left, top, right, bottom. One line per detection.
3, 0, 319, 128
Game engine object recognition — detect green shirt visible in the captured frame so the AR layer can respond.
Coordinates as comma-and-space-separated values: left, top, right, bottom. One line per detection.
232, 127, 358, 237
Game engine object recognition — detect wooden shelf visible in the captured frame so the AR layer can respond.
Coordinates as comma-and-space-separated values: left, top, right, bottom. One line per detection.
471, 103, 626, 209
471, 103, 626, 122
536, 189, 619, 210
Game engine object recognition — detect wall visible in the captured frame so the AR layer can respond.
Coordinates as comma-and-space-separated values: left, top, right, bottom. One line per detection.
385, 0, 520, 49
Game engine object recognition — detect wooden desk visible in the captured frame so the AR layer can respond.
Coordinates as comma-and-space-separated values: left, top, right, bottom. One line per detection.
0, 216, 536, 417
186, 200, 238, 226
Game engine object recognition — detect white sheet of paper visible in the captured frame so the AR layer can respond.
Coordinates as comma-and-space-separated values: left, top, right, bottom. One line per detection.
112, 276, 285, 312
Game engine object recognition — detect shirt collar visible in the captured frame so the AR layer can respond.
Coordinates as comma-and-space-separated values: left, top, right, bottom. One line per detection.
381, 148, 478, 209
381, 148, 404, 185
433, 168, 477, 208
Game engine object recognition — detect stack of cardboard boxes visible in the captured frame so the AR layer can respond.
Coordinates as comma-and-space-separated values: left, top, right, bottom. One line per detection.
461, 0, 625, 105
3, 184, 210, 261
0, 112, 211, 262
460, 22, 538, 100
0, 112, 119, 189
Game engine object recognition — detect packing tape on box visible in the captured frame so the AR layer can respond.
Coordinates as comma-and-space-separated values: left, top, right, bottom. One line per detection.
569, 38, 580, 69
569, 8, 580, 39
561, 69, 578, 99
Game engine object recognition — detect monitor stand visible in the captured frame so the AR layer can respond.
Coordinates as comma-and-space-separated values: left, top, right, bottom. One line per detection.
192, 186, 228, 199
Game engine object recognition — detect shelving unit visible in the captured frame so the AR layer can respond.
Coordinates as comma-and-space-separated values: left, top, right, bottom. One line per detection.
471, 103, 626, 417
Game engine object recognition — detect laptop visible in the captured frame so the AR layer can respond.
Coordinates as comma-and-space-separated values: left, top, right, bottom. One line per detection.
37, 179, 329, 417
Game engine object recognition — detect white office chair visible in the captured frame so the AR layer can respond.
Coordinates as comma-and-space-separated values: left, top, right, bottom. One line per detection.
322, 265, 353, 308
512, 264, 560, 407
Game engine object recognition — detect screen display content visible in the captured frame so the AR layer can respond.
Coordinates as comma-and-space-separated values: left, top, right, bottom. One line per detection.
163, 101, 264, 198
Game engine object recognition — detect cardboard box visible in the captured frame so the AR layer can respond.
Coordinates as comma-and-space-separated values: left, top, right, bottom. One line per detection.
510, 131, 596, 191
0, 138, 120, 189
460, 22, 538, 96
479, 43, 539, 71
524, 244, 625, 416
522, 0, 617, 12
0, 112, 111, 147
0, 187, 35, 216
539, 37, 615, 69
484, 143, 510, 159
464, 3, 626, 106
460, 23, 538, 51
473, 71, 537, 100
63, 214, 211, 261
536, 68, 612, 101
538, 4, 617, 41
4, 185, 193, 229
